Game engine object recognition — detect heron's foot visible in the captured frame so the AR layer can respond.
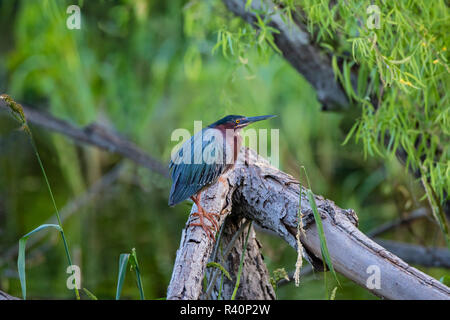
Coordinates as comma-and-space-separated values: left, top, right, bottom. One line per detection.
192, 210, 220, 230
190, 210, 220, 240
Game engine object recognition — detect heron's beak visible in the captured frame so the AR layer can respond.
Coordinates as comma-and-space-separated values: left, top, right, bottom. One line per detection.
239, 115, 276, 127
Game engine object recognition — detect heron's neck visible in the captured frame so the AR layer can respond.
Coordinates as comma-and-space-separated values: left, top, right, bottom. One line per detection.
214, 126, 242, 164
231, 129, 242, 164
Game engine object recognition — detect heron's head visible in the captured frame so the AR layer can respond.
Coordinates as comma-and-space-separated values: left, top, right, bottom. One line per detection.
209, 114, 276, 130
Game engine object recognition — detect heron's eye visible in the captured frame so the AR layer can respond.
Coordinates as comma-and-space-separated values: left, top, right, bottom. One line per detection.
235, 119, 240, 124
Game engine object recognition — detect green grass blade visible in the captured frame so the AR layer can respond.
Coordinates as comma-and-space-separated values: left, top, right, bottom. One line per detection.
231, 221, 252, 300
330, 287, 338, 300
115, 253, 130, 300
18, 224, 62, 299
206, 262, 232, 281
82, 288, 98, 300
2, 95, 79, 299
130, 248, 145, 300
301, 166, 340, 289
134, 266, 145, 300
307, 190, 339, 285
218, 272, 224, 300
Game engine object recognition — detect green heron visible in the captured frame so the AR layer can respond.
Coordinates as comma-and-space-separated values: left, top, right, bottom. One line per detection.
169, 115, 275, 240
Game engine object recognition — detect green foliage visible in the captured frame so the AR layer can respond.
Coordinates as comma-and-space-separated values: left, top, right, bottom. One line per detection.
129, 248, 145, 300
116, 253, 129, 300
298, 0, 449, 239
270, 267, 289, 289
301, 166, 340, 292
82, 287, 99, 300
207, 261, 231, 299
115, 248, 145, 300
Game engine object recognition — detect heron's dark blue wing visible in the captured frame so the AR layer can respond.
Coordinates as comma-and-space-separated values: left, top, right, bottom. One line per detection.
169, 128, 227, 206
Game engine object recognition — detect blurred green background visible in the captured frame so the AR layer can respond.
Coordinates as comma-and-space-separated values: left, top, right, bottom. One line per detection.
0, 0, 447, 300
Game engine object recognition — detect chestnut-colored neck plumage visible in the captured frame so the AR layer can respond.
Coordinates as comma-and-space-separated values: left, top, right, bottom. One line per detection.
214, 124, 243, 165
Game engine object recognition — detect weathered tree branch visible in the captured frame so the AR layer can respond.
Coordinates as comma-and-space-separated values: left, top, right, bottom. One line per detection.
0, 99, 168, 177
222, 0, 349, 111
279, 239, 450, 289
374, 239, 450, 269
0, 290, 19, 300
167, 149, 450, 300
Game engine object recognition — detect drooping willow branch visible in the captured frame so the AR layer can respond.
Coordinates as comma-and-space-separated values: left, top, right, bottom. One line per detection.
222, 0, 350, 111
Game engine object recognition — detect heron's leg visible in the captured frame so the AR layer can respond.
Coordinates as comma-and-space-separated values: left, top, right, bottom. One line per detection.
194, 193, 220, 229
189, 193, 219, 240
